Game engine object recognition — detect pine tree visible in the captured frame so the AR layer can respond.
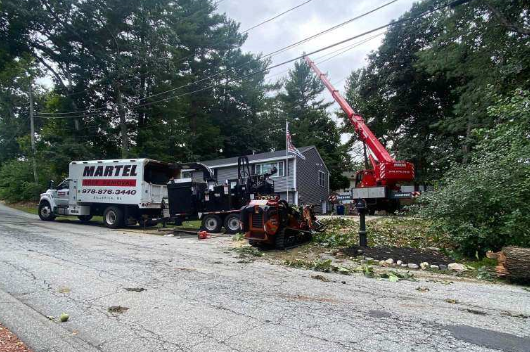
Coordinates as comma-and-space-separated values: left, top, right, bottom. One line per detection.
278, 60, 350, 190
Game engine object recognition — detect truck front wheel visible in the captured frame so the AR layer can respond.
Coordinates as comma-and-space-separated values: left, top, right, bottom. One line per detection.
38, 201, 55, 221
103, 206, 124, 229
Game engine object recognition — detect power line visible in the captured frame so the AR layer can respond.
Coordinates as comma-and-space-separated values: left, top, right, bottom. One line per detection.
39, 0, 461, 118
241, 0, 313, 33
261, 0, 397, 59
139, 0, 397, 103
39, 0, 395, 116
133, 0, 461, 109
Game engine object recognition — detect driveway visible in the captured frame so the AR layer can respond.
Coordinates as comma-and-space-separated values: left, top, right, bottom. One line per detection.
0, 203, 529, 352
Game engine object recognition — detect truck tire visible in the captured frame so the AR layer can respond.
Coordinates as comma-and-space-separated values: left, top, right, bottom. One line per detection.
202, 214, 222, 233
38, 201, 55, 221
78, 215, 93, 223
103, 206, 124, 229
223, 213, 241, 234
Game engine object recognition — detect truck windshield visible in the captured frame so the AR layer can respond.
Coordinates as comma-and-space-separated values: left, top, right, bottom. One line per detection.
144, 162, 173, 185
57, 180, 69, 190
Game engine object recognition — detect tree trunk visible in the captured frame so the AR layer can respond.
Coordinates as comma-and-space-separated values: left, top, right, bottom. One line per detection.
116, 84, 129, 158
488, 247, 530, 282
462, 120, 472, 164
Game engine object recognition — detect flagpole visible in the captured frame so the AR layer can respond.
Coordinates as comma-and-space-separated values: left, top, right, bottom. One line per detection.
286, 120, 289, 204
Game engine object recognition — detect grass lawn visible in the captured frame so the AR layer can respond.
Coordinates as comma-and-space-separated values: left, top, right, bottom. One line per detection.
8, 202, 39, 215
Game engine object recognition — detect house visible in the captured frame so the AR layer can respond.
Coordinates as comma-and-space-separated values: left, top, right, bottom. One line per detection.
185, 146, 330, 213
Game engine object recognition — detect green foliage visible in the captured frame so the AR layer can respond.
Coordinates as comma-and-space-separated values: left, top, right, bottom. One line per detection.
315, 217, 446, 249
279, 60, 351, 190
419, 90, 530, 255
343, 0, 530, 182
0, 159, 52, 202
284, 258, 351, 275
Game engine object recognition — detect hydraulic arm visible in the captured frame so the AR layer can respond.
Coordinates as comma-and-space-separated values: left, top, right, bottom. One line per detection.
304, 56, 414, 188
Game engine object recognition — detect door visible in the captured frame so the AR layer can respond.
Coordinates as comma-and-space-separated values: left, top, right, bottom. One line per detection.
55, 179, 70, 207
321, 200, 327, 214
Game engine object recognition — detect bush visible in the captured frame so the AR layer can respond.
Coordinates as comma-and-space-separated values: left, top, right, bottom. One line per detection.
418, 90, 530, 256
0, 159, 52, 202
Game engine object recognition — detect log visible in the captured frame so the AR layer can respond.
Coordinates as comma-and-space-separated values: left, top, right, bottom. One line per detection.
492, 246, 530, 282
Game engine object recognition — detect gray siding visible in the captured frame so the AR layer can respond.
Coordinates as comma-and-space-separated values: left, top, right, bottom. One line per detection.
186, 146, 329, 213
215, 167, 238, 183
206, 159, 295, 192
267, 158, 294, 193
296, 148, 329, 213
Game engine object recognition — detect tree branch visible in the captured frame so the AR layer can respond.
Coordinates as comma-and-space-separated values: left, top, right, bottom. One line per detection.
485, 1, 530, 36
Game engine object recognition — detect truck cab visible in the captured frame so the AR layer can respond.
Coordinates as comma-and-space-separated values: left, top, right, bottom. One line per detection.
39, 178, 92, 222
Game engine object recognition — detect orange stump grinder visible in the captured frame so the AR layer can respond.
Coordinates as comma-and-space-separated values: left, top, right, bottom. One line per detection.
240, 198, 326, 249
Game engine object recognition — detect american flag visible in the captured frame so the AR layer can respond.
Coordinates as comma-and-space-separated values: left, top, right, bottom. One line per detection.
286, 122, 306, 160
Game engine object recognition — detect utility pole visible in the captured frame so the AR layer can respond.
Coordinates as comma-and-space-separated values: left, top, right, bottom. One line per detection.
29, 79, 38, 183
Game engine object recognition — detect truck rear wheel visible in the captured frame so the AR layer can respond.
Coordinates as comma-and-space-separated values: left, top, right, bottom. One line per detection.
202, 214, 222, 233
38, 201, 55, 221
78, 215, 93, 223
223, 214, 241, 234
103, 206, 124, 229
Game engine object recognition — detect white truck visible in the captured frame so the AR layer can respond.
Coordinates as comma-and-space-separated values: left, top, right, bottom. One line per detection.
38, 159, 175, 228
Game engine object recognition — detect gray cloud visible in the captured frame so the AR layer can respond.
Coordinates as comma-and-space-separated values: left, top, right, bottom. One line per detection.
218, 0, 417, 91
217, 0, 417, 153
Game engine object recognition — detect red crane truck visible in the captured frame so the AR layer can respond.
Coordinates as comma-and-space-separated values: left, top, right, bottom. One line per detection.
305, 57, 415, 213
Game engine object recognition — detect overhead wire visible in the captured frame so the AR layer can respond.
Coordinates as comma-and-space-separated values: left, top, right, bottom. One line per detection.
240, 0, 313, 33
39, 0, 460, 118
132, 0, 454, 110
138, 0, 397, 103
38, 0, 398, 117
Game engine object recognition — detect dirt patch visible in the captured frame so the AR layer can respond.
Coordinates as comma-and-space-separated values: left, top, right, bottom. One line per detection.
124, 287, 145, 292
0, 323, 33, 352
108, 306, 129, 314
343, 246, 453, 266
311, 274, 331, 282
277, 293, 341, 304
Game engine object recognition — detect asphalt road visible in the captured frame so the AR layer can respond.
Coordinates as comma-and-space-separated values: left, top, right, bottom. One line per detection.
0, 203, 529, 352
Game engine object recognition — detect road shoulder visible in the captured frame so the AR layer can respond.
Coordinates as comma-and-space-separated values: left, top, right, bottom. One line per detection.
0, 288, 99, 352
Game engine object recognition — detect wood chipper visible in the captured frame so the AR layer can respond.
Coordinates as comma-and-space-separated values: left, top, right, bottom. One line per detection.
240, 198, 326, 249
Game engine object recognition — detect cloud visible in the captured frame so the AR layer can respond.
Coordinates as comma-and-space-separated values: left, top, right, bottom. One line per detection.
218, 0, 416, 90
217, 0, 417, 155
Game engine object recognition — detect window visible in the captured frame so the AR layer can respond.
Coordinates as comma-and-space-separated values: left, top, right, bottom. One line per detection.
181, 171, 193, 179
255, 161, 285, 177
318, 170, 325, 187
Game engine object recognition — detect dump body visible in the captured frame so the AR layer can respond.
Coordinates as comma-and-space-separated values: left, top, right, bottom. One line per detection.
38, 159, 173, 227
69, 159, 170, 208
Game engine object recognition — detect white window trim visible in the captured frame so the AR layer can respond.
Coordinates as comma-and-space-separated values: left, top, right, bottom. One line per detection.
255, 161, 285, 178
318, 170, 325, 188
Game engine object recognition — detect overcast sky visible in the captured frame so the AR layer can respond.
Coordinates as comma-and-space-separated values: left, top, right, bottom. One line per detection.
216, 0, 417, 149
217, 0, 417, 92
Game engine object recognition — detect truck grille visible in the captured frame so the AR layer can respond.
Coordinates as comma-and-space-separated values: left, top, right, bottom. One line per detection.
252, 213, 263, 228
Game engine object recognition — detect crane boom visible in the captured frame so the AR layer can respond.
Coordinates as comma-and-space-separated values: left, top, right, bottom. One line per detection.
304, 56, 414, 193
304, 56, 393, 164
